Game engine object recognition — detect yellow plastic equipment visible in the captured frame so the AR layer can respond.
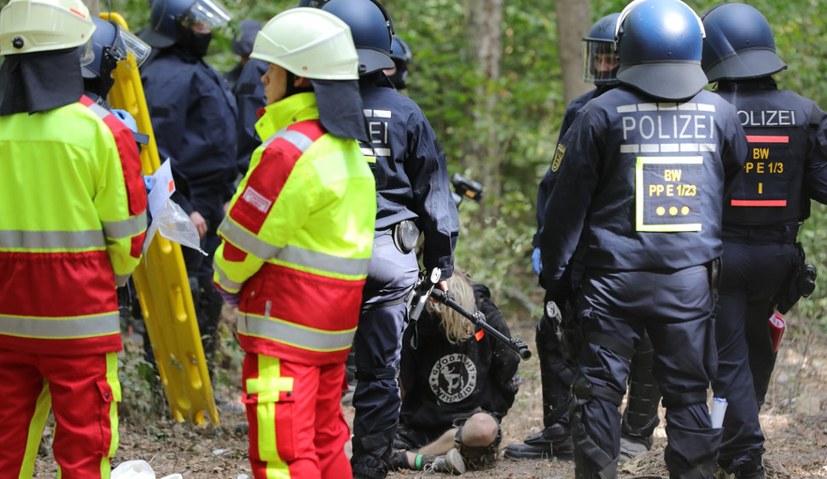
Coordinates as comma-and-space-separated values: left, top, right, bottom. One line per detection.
102, 12, 218, 426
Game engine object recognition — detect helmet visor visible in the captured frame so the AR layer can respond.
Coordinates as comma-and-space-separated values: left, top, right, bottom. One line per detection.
80, 38, 95, 66
114, 27, 152, 67
582, 39, 618, 84
182, 0, 233, 31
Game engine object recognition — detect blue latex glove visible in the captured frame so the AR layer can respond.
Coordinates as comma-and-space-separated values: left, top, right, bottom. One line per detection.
532, 247, 542, 275
111, 108, 138, 134
217, 287, 240, 308
143, 175, 154, 193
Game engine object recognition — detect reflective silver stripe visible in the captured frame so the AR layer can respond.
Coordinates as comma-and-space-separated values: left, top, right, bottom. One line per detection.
238, 314, 355, 352
280, 129, 314, 152
280, 245, 369, 276
218, 219, 281, 260
261, 127, 286, 148
214, 262, 243, 292
88, 102, 111, 119
0, 229, 105, 249
102, 212, 147, 239
0, 313, 120, 338
114, 274, 130, 287
261, 127, 314, 152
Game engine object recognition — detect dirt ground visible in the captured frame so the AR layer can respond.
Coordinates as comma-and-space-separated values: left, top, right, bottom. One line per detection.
34, 312, 827, 478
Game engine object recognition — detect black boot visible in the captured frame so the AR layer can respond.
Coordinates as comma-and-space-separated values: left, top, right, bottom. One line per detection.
505, 313, 576, 461
735, 461, 766, 479
503, 423, 573, 460
573, 445, 618, 479
620, 333, 661, 463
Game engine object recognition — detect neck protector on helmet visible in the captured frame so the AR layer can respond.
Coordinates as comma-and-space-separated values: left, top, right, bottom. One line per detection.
0, 48, 83, 115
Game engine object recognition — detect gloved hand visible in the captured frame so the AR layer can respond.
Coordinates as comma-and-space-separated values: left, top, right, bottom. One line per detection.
217, 287, 240, 308
143, 175, 154, 193
111, 108, 138, 134
531, 247, 542, 275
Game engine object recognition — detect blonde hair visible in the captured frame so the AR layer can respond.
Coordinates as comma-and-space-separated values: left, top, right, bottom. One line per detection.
426, 267, 475, 344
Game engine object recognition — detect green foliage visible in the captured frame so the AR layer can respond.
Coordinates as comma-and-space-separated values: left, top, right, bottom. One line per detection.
794, 203, 827, 332
118, 338, 168, 421
105, 0, 827, 330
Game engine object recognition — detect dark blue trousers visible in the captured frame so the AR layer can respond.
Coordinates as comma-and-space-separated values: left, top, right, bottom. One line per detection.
572, 266, 719, 478
350, 230, 418, 478
713, 239, 796, 473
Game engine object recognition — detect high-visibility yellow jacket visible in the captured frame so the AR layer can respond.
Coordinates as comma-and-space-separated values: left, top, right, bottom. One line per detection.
0, 95, 148, 355
213, 92, 376, 365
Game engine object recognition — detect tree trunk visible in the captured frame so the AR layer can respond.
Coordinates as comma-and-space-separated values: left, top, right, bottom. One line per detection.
468, 0, 504, 207
556, 0, 591, 104
83, 0, 99, 16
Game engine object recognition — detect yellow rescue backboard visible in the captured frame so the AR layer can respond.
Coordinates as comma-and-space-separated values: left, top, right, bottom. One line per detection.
103, 12, 218, 426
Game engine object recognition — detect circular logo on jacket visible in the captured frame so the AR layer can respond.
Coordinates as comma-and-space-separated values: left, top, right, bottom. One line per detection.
429, 353, 477, 404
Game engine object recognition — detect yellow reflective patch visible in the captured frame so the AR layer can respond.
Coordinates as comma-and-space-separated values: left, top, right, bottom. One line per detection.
635, 156, 704, 232
551, 144, 566, 172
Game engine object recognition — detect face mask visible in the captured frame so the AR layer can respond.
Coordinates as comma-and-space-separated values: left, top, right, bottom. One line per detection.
177, 27, 212, 58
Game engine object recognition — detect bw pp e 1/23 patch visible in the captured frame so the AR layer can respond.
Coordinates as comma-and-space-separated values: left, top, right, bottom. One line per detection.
635, 156, 704, 232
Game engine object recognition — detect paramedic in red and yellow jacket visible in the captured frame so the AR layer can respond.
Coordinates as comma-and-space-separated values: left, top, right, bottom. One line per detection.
0, 1, 148, 478
212, 8, 375, 479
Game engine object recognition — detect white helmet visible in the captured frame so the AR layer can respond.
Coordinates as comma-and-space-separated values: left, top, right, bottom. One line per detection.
0, 0, 96, 56
251, 7, 358, 81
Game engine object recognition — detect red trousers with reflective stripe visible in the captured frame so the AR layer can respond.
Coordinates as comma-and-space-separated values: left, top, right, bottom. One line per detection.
0, 350, 120, 479
243, 353, 352, 479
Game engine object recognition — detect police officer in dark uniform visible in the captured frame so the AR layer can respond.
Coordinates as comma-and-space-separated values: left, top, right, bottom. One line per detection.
701, 4, 827, 478
224, 19, 260, 92
139, 0, 238, 363
232, 57, 267, 176
386, 35, 411, 90
540, 1, 748, 477
227, 19, 268, 177
507, 13, 661, 463
320, 1, 459, 478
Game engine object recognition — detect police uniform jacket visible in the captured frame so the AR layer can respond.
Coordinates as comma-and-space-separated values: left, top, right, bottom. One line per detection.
233, 59, 268, 176
715, 78, 827, 232
534, 88, 600, 247
540, 86, 748, 286
141, 48, 239, 201
399, 285, 520, 432
359, 78, 459, 278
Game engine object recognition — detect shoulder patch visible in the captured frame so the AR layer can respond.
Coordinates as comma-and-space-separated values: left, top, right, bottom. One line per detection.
241, 186, 273, 214
551, 143, 566, 173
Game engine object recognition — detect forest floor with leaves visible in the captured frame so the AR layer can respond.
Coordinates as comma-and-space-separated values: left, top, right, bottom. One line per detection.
34, 309, 827, 479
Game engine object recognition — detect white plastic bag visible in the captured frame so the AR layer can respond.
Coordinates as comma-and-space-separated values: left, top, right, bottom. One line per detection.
143, 199, 207, 256
156, 199, 206, 254
111, 460, 183, 479
111, 460, 155, 479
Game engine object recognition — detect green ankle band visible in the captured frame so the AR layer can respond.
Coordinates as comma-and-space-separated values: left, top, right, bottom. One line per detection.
414, 454, 423, 469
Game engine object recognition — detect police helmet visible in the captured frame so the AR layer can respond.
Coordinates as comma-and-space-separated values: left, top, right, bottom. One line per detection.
388, 35, 411, 88
390, 36, 412, 66
232, 19, 261, 58
582, 13, 620, 85
321, 0, 395, 75
615, 0, 707, 101
83, 17, 151, 79
701, 3, 786, 82
0, 0, 95, 59
142, 0, 232, 48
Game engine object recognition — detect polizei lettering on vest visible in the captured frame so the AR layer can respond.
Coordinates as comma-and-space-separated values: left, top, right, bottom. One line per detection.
738, 109, 796, 127
622, 113, 715, 141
